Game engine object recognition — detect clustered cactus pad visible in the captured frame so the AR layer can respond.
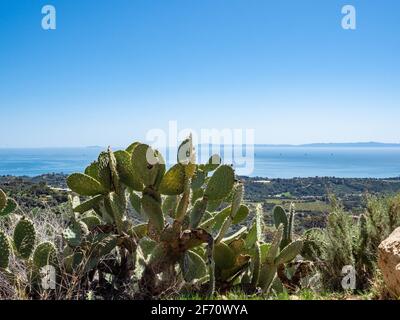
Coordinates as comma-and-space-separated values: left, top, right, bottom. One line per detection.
0, 188, 60, 297
61, 137, 309, 298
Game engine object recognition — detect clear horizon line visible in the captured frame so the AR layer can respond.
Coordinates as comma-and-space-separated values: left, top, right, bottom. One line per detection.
1, 141, 400, 149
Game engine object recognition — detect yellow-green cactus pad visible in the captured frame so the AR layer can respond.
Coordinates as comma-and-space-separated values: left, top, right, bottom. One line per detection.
125, 141, 140, 154
159, 164, 186, 195
67, 173, 106, 196
114, 150, 143, 191
213, 242, 236, 270
84, 161, 100, 180
204, 165, 235, 201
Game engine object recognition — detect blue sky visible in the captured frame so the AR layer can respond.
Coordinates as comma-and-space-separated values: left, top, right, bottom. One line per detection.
0, 0, 399, 147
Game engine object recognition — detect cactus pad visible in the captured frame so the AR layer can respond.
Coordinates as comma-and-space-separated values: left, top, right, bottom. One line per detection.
97, 151, 112, 191
266, 224, 284, 262
191, 170, 206, 190
159, 164, 186, 195
162, 195, 178, 218
0, 189, 6, 211
67, 173, 105, 196
33, 242, 58, 269
250, 242, 261, 287
104, 192, 125, 234
0, 198, 18, 217
204, 165, 234, 201
131, 144, 166, 187
73, 195, 103, 214
80, 212, 102, 230
125, 141, 140, 154
189, 198, 208, 228
141, 194, 164, 233
182, 250, 207, 282
63, 221, 89, 247
202, 154, 221, 172
232, 205, 250, 225
213, 242, 236, 270
273, 205, 288, 230
230, 183, 244, 218
0, 231, 10, 269
275, 240, 303, 265
114, 150, 143, 191
84, 162, 100, 180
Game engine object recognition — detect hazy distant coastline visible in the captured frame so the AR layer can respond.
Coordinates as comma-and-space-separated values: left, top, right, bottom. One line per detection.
1, 142, 400, 150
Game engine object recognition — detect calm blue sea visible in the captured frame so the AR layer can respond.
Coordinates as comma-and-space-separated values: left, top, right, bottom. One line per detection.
0, 146, 399, 179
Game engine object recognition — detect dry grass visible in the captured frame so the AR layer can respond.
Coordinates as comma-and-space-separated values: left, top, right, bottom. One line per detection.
0, 204, 66, 300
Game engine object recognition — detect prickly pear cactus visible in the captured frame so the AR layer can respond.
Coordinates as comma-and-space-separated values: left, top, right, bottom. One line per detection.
64, 136, 251, 298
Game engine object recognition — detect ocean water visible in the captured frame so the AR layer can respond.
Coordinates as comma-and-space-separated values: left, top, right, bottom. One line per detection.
251, 146, 400, 178
0, 146, 399, 179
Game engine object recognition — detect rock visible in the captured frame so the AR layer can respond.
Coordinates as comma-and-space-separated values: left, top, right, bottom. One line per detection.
378, 227, 400, 298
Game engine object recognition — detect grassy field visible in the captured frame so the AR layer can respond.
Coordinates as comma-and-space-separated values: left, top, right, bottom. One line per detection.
264, 199, 330, 212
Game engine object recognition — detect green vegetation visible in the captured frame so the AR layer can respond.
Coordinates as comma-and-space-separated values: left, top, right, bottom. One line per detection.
302, 194, 400, 293
0, 174, 67, 209
0, 139, 400, 300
